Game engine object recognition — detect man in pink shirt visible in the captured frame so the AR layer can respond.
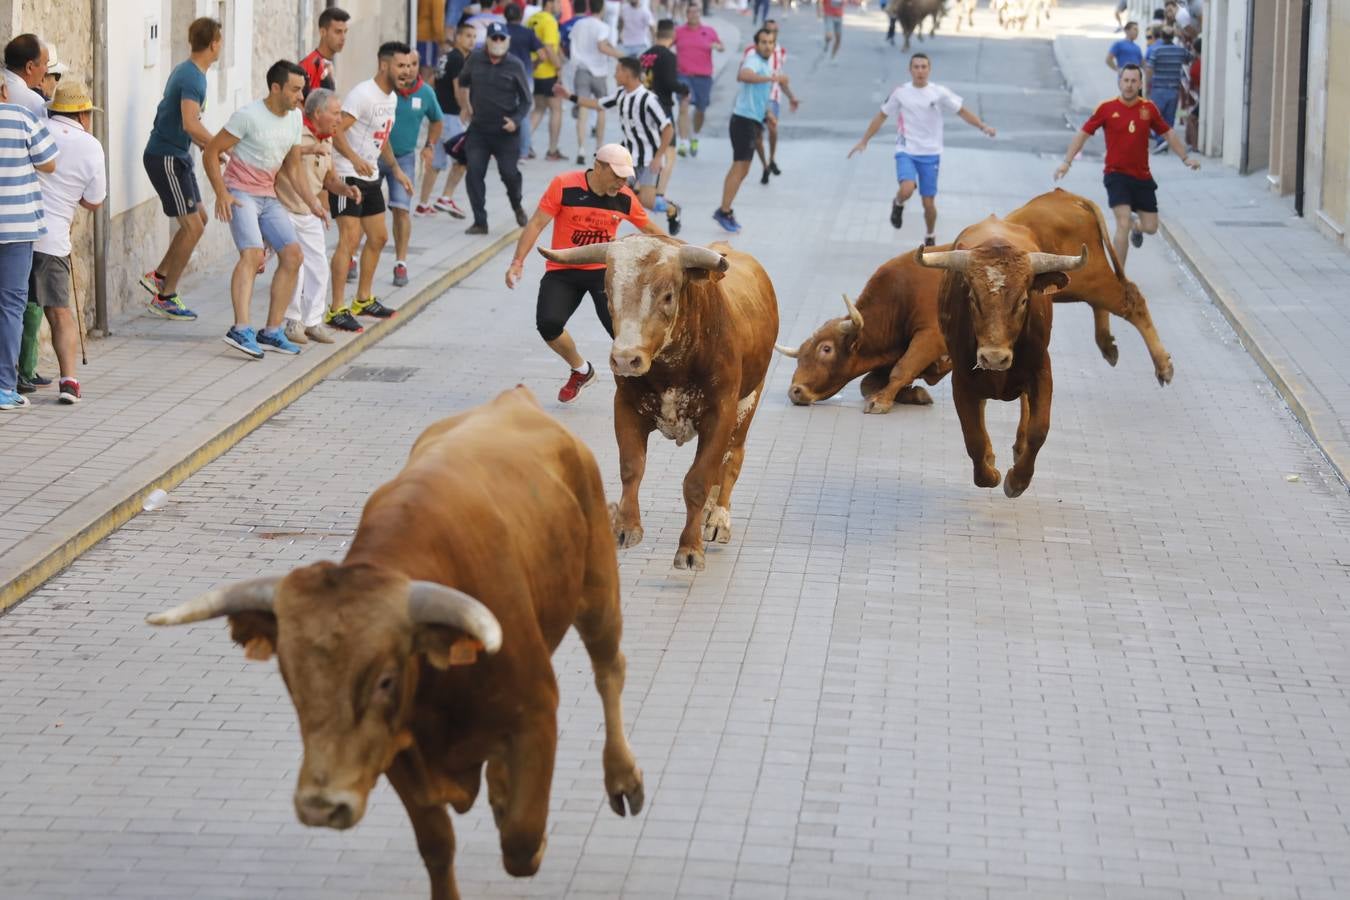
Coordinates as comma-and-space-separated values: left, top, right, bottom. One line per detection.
673, 1, 722, 157
820, 0, 844, 60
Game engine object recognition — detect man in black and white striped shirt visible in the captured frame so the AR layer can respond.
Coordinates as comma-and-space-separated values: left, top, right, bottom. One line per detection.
557, 56, 682, 234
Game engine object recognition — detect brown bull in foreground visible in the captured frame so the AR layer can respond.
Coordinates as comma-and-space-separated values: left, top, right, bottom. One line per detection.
917, 219, 1088, 497
776, 250, 952, 414
1008, 188, 1173, 385
147, 387, 643, 900
541, 236, 779, 571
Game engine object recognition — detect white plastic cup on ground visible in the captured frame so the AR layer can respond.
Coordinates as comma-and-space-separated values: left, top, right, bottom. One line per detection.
143, 489, 169, 511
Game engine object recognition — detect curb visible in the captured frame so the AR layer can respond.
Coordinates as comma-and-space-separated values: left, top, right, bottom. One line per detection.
0, 229, 522, 615
1159, 219, 1350, 487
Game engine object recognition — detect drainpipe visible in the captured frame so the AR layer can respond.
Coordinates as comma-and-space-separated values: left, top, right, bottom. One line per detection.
1239, 0, 1255, 174
91, 0, 110, 335
1294, 0, 1312, 217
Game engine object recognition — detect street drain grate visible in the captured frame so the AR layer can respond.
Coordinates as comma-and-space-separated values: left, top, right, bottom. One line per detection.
338, 365, 420, 383
1214, 220, 1287, 228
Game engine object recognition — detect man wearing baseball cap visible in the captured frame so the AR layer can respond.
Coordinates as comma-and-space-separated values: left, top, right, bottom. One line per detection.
457, 21, 533, 234
24, 80, 106, 404
505, 144, 667, 403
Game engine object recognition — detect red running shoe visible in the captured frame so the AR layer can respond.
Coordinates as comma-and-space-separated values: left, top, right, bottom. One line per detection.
558, 363, 596, 403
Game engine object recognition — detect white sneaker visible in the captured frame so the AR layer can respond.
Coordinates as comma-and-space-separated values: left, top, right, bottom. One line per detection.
284, 320, 310, 345
304, 324, 337, 344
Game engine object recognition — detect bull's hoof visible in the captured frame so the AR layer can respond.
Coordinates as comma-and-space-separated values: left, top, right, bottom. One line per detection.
897, 385, 933, 406
608, 502, 644, 549
1098, 336, 1120, 367
1003, 471, 1030, 498
1155, 357, 1174, 386
863, 395, 894, 415
503, 835, 547, 878
974, 465, 1001, 489
606, 767, 645, 817
673, 546, 706, 571
702, 507, 732, 544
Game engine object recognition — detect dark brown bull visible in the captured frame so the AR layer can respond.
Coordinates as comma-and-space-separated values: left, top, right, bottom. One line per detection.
540, 236, 779, 571
917, 218, 1088, 497
887, 0, 947, 50
775, 250, 951, 414
147, 386, 643, 900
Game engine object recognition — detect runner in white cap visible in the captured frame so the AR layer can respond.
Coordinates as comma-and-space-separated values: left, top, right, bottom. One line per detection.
505, 144, 668, 403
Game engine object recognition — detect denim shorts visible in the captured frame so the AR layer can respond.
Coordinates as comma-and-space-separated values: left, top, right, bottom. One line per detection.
379, 152, 418, 210
678, 74, 713, 110
895, 152, 941, 197
227, 189, 298, 251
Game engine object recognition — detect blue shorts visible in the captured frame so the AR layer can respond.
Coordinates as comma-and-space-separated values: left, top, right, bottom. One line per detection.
379, 151, 418, 211
895, 152, 940, 198
227, 190, 298, 252
823, 16, 842, 36
678, 74, 713, 111
768, 99, 781, 120
416, 40, 440, 69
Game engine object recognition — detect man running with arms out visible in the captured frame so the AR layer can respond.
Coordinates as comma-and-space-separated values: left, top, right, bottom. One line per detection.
848, 53, 994, 246
140, 17, 221, 321
713, 28, 789, 234
202, 61, 319, 358
328, 41, 412, 333
558, 56, 681, 234
505, 144, 665, 403
1054, 63, 1199, 265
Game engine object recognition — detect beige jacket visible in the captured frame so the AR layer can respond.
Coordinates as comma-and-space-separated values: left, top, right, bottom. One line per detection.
276, 129, 332, 217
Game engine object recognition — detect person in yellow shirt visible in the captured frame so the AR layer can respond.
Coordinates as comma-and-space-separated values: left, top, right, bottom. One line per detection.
527, 0, 566, 160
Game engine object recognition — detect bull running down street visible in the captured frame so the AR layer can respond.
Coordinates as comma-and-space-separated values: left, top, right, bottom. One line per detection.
3, 3, 1350, 899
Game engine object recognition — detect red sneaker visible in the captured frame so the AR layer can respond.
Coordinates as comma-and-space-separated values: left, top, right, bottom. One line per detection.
558, 364, 596, 403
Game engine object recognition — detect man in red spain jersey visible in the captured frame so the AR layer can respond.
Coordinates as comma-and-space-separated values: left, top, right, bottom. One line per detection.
505, 144, 667, 403
1054, 63, 1199, 265
300, 7, 350, 98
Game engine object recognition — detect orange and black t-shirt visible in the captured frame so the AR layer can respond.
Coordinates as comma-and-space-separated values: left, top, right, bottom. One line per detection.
539, 170, 650, 271
1082, 97, 1169, 182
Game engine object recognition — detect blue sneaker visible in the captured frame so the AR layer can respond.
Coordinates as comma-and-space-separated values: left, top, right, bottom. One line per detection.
147, 293, 198, 320
712, 208, 741, 234
223, 325, 264, 359
0, 388, 30, 411
257, 326, 301, 355
652, 195, 668, 213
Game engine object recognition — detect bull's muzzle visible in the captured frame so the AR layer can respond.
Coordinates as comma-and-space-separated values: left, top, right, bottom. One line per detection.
788, 384, 813, 406
610, 346, 651, 377
295, 788, 364, 830
975, 347, 1013, 372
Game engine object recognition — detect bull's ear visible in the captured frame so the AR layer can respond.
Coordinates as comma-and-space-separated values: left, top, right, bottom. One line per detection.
1031, 272, 1070, 295
685, 267, 727, 284
228, 611, 278, 662
415, 625, 485, 670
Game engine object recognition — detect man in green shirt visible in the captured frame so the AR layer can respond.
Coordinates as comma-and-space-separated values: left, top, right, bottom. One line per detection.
382, 47, 443, 287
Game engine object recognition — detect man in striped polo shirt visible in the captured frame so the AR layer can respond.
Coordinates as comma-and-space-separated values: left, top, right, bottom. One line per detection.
558, 56, 681, 233
1144, 26, 1190, 152
0, 78, 59, 411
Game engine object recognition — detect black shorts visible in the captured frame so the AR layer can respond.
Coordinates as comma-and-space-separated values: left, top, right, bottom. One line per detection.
330, 176, 386, 219
536, 268, 613, 342
1103, 172, 1158, 214
729, 114, 763, 163
534, 76, 557, 98
143, 153, 202, 218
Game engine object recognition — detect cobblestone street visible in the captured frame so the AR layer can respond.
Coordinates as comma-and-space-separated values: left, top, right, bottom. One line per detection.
2, 3, 1349, 898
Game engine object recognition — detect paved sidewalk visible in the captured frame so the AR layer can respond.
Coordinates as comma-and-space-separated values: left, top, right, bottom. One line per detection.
1052, 25, 1350, 486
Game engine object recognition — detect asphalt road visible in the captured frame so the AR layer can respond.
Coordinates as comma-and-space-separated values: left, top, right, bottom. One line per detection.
2, 3, 1349, 899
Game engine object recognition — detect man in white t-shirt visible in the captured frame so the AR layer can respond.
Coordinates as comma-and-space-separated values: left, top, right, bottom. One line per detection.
203, 60, 317, 359
28, 82, 105, 405
328, 41, 414, 332
570, 0, 624, 164
848, 53, 995, 245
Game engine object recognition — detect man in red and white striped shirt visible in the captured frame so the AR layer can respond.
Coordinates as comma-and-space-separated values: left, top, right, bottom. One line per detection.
741, 20, 799, 185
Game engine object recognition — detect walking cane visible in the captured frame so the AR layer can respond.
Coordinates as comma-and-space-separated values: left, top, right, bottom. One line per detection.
69, 258, 87, 366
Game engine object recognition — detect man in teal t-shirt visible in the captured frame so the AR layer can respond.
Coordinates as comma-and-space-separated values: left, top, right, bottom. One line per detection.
382, 48, 444, 287
712, 28, 784, 235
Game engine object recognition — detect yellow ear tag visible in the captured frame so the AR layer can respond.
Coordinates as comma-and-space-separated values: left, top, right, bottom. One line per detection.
448, 639, 483, 666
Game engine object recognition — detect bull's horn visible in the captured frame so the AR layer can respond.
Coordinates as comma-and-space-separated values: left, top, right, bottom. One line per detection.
840, 293, 864, 333
538, 244, 612, 266
1028, 244, 1089, 274
407, 582, 503, 655
774, 343, 801, 358
678, 246, 730, 273
914, 244, 971, 271
145, 576, 281, 626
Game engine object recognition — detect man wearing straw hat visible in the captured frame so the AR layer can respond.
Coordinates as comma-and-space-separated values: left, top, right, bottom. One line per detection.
29, 79, 106, 404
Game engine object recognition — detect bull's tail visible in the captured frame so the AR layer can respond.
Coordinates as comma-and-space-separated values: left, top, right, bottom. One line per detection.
1079, 193, 1128, 282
